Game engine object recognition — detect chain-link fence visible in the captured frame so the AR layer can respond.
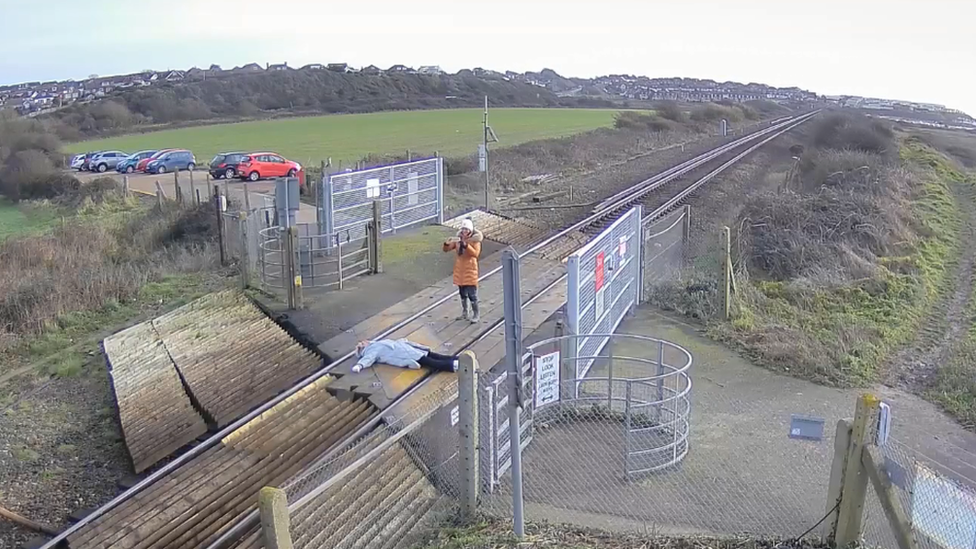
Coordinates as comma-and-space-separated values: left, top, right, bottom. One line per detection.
480, 332, 837, 541
236, 381, 462, 549
862, 436, 976, 549
642, 206, 690, 294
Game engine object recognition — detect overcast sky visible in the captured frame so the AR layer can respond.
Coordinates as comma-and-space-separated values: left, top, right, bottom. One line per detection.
2, 0, 973, 114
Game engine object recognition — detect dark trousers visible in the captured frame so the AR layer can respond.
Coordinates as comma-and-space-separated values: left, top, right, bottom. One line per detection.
418, 351, 458, 372
458, 285, 478, 302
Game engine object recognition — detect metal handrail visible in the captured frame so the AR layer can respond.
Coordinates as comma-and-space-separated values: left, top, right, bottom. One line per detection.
39, 114, 810, 549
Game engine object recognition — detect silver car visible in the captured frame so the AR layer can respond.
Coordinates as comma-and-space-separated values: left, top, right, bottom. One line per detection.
88, 150, 129, 173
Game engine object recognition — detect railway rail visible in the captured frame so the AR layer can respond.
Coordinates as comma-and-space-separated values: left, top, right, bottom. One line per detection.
40, 109, 818, 549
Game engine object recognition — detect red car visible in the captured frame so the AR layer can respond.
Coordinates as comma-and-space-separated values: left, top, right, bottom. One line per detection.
236, 152, 302, 181
138, 148, 175, 172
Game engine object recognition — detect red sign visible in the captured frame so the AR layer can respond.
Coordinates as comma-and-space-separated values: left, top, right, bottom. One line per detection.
595, 252, 605, 291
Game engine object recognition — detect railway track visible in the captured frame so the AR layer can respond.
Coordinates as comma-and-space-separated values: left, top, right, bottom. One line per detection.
40, 109, 818, 549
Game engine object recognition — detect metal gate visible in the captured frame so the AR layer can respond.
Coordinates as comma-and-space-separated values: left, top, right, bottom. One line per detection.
566, 206, 643, 384
481, 358, 534, 493
321, 157, 444, 242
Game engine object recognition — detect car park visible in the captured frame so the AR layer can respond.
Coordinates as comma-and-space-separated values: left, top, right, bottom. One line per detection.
89, 150, 130, 173
209, 152, 246, 180
116, 150, 158, 173
235, 152, 301, 181
145, 149, 196, 174
137, 149, 175, 172
78, 151, 105, 171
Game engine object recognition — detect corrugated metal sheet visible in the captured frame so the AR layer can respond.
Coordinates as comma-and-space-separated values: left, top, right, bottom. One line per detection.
68, 375, 377, 549
104, 322, 208, 474
153, 291, 323, 427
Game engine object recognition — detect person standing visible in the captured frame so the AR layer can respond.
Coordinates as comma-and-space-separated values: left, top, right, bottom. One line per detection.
443, 218, 483, 323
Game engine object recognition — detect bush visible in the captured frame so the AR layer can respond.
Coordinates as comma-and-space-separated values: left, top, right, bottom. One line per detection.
653, 101, 685, 122
690, 103, 743, 124
613, 111, 673, 132
811, 112, 895, 155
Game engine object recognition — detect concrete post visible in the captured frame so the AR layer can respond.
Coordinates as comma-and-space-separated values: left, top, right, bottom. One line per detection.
457, 350, 479, 520
258, 486, 293, 549
371, 200, 383, 273
832, 393, 880, 548
122, 175, 129, 198
189, 170, 196, 205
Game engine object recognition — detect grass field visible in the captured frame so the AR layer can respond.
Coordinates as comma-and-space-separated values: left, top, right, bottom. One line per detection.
0, 200, 58, 240
66, 108, 622, 166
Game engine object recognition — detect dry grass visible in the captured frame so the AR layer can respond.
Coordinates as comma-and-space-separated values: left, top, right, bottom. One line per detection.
415, 518, 830, 549
0, 194, 219, 355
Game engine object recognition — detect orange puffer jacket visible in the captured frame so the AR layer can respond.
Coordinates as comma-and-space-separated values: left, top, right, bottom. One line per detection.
442, 229, 483, 286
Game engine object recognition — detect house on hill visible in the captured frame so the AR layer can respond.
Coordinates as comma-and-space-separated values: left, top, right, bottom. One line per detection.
327, 63, 350, 73
209, 64, 224, 73
387, 64, 414, 73
302, 63, 326, 70
186, 67, 205, 80
164, 70, 185, 82
360, 65, 382, 75
232, 63, 264, 74
268, 62, 291, 71
418, 65, 443, 75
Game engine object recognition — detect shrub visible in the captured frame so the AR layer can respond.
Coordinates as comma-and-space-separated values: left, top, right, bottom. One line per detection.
613, 111, 673, 132
653, 101, 685, 122
811, 112, 895, 155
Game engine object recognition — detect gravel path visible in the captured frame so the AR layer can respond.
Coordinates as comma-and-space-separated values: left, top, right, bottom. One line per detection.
0, 360, 129, 549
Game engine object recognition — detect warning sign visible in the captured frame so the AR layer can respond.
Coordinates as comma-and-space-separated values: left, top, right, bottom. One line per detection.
595, 252, 605, 291
534, 351, 560, 407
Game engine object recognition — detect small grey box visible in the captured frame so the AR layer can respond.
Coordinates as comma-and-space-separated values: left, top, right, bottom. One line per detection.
789, 414, 825, 441
885, 457, 909, 490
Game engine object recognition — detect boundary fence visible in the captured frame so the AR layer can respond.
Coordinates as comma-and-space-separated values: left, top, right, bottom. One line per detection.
321, 157, 444, 242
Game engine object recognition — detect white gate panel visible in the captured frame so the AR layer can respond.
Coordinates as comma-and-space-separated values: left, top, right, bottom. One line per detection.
567, 206, 643, 383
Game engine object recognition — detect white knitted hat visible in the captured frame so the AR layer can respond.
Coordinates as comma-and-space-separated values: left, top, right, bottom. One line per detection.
461, 218, 474, 232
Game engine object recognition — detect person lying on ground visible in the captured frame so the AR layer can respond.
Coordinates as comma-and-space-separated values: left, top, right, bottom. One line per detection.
352, 339, 459, 373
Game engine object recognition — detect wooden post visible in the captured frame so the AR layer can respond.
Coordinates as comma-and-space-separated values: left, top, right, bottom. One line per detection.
863, 446, 917, 549
371, 200, 383, 274
833, 393, 880, 548
824, 419, 852, 538
174, 171, 182, 205
189, 170, 197, 205
458, 350, 479, 520
283, 227, 302, 309
214, 185, 226, 266
681, 205, 691, 248
122, 175, 129, 198
242, 182, 252, 213
155, 180, 167, 200
721, 226, 732, 320
258, 486, 293, 549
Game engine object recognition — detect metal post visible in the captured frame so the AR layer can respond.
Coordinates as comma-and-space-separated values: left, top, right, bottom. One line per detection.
501, 248, 524, 538
634, 205, 644, 307
292, 227, 303, 308
239, 213, 250, 289
214, 186, 225, 266
722, 226, 732, 320
174, 171, 181, 205
607, 336, 614, 411
624, 381, 632, 481
388, 166, 397, 233
257, 487, 293, 549
283, 228, 294, 308
566, 253, 581, 399
457, 350, 479, 520
371, 200, 383, 273
336, 233, 344, 290
436, 157, 445, 224
189, 170, 196, 205
655, 340, 665, 422
681, 205, 691, 250
483, 95, 490, 210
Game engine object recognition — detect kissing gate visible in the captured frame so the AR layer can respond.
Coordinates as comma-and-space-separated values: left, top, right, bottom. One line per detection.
319, 157, 445, 242
480, 205, 688, 492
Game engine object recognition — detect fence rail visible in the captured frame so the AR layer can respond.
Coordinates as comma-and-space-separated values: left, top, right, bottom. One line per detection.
256, 224, 372, 292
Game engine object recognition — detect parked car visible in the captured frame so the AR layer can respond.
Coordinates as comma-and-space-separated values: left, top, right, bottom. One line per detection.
78, 151, 105, 171
137, 149, 175, 172
89, 150, 129, 173
69, 154, 86, 170
209, 152, 246, 180
116, 150, 158, 173
145, 149, 196, 174
236, 152, 301, 181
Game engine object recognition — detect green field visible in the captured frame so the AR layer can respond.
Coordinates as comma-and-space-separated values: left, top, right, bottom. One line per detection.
0, 201, 58, 240
66, 108, 621, 166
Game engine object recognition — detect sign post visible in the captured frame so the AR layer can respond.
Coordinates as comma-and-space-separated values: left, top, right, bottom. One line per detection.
501, 248, 525, 538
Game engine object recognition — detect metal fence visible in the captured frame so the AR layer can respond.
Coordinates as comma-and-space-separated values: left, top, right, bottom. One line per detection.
567, 206, 643, 385
480, 357, 534, 494
322, 157, 444, 242
642, 205, 690, 293
256, 224, 371, 292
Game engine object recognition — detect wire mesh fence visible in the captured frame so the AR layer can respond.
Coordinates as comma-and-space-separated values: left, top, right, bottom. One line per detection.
246, 381, 463, 549
480, 333, 838, 542
862, 436, 976, 549
641, 206, 689, 293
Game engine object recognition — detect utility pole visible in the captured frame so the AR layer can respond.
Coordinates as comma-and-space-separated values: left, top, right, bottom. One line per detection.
481, 95, 499, 210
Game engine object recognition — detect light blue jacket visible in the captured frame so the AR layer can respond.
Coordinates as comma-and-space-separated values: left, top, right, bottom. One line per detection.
354, 339, 430, 371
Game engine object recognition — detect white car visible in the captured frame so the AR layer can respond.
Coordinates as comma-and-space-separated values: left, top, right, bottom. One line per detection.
70, 154, 85, 170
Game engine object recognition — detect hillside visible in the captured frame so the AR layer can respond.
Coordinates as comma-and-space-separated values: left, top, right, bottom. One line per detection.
41, 71, 610, 141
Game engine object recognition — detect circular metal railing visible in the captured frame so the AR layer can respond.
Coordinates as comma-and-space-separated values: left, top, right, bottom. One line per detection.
523, 333, 693, 476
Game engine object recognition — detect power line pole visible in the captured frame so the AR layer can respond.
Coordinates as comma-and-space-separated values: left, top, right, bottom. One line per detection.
481, 95, 499, 211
